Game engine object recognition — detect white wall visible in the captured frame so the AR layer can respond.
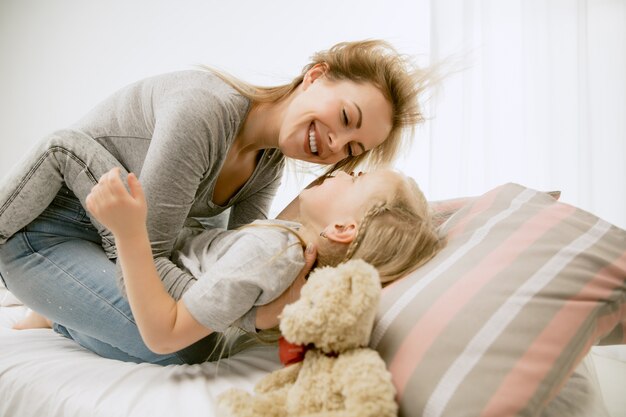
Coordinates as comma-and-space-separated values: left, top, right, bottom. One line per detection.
1, 0, 624, 228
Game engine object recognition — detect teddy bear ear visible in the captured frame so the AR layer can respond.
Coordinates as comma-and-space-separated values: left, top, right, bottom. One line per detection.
342, 260, 382, 314
279, 259, 383, 352
318, 260, 381, 350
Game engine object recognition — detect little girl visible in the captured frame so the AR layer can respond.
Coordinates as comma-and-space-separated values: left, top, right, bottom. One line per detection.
15, 166, 444, 362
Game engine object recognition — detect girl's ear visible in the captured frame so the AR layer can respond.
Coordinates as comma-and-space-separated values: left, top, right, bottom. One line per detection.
323, 221, 357, 244
302, 63, 329, 90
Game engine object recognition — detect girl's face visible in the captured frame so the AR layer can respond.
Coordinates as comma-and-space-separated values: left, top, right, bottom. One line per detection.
278, 66, 393, 165
298, 170, 400, 231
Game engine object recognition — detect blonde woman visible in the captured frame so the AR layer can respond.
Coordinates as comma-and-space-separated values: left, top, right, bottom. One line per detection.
0, 40, 433, 364
15, 166, 442, 364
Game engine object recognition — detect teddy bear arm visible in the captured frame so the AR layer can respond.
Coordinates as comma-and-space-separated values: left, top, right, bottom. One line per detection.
217, 364, 303, 417
334, 351, 398, 417
216, 389, 257, 417
254, 362, 303, 394
296, 412, 352, 417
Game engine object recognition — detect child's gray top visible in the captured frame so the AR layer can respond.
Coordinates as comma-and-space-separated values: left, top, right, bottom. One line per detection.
172, 219, 305, 333
71, 70, 285, 295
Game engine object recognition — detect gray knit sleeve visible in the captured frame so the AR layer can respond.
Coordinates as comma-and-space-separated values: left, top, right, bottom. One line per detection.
228, 172, 282, 230
114, 112, 209, 293
113, 80, 241, 295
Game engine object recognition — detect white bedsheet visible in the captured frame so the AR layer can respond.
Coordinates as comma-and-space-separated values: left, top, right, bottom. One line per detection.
2, 292, 625, 417
0, 305, 280, 417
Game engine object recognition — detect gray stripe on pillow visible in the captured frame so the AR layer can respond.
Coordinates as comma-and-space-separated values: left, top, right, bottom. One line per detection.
422, 218, 612, 417
371, 187, 537, 348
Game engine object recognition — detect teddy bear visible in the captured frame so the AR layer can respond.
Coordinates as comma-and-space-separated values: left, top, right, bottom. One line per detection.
216, 259, 398, 417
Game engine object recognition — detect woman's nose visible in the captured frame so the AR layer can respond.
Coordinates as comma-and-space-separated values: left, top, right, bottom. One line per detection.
327, 132, 349, 153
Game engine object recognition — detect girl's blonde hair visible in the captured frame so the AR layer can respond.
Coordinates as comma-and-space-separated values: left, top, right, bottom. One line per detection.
205, 39, 434, 173
250, 172, 444, 284
233, 172, 444, 350
315, 174, 444, 284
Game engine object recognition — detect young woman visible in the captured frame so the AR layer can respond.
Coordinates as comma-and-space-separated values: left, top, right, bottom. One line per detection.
0, 39, 433, 364
16, 166, 443, 363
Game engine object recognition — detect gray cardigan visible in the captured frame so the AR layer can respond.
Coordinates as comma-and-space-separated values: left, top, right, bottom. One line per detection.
72, 70, 285, 298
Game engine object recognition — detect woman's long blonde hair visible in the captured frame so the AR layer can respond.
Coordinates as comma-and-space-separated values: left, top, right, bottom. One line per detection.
204, 39, 434, 173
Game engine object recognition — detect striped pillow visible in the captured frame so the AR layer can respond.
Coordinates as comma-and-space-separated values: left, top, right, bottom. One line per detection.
429, 191, 561, 227
373, 183, 626, 417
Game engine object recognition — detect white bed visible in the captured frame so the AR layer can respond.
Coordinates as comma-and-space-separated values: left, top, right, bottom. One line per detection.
4, 182, 626, 417
2, 295, 626, 417
0, 291, 282, 417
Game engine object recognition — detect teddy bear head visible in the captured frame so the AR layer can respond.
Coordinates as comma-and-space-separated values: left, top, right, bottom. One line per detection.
278, 259, 382, 354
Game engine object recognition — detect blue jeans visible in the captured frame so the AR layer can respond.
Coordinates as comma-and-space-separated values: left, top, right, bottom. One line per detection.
0, 130, 124, 256
0, 131, 223, 364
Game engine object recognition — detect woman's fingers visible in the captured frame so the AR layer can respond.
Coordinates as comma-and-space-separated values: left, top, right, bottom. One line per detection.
301, 243, 317, 280
290, 244, 317, 299
305, 242, 316, 260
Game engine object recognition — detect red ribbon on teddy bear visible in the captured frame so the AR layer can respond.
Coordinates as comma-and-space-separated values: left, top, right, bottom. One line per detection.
278, 337, 308, 366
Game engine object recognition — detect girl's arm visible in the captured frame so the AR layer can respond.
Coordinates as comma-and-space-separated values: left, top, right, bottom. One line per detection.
254, 245, 313, 329
86, 168, 212, 354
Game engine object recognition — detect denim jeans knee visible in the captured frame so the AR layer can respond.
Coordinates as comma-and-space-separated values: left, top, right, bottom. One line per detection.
0, 129, 128, 256
0, 188, 223, 365
0, 190, 183, 364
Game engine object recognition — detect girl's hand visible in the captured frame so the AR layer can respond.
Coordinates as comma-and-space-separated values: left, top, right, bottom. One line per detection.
86, 167, 147, 239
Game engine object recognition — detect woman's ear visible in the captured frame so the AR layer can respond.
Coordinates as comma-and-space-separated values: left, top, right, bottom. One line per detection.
302, 63, 329, 90
323, 221, 357, 244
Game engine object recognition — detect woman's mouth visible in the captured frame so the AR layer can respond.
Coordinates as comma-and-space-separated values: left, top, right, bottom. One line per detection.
308, 122, 318, 155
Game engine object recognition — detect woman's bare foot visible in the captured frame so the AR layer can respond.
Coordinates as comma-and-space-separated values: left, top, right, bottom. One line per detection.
12, 310, 52, 330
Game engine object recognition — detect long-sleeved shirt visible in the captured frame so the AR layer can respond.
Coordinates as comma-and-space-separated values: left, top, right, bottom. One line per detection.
72, 70, 285, 296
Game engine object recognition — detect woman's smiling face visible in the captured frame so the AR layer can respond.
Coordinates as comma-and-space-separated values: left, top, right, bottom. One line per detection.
278, 66, 393, 165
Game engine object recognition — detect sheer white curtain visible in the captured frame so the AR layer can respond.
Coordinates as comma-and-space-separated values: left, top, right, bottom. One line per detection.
397, 0, 626, 229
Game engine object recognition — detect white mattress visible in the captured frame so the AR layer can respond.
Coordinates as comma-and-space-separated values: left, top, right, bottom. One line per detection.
0, 302, 281, 417
2, 289, 625, 417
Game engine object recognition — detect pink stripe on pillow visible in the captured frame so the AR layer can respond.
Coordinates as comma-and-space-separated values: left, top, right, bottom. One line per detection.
532, 306, 626, 417
481, 250, 626, 417
372, 188, 537, 348
545, 302, 626, 404
389, 203, 576, 398
446, 185, 500, 239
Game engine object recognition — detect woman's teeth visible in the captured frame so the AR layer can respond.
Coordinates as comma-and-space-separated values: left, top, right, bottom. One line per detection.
309, 125, 318, 155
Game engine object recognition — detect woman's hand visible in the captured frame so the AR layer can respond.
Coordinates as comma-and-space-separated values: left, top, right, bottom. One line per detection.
255, 243, 317, 330
86, 167, 147, 239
